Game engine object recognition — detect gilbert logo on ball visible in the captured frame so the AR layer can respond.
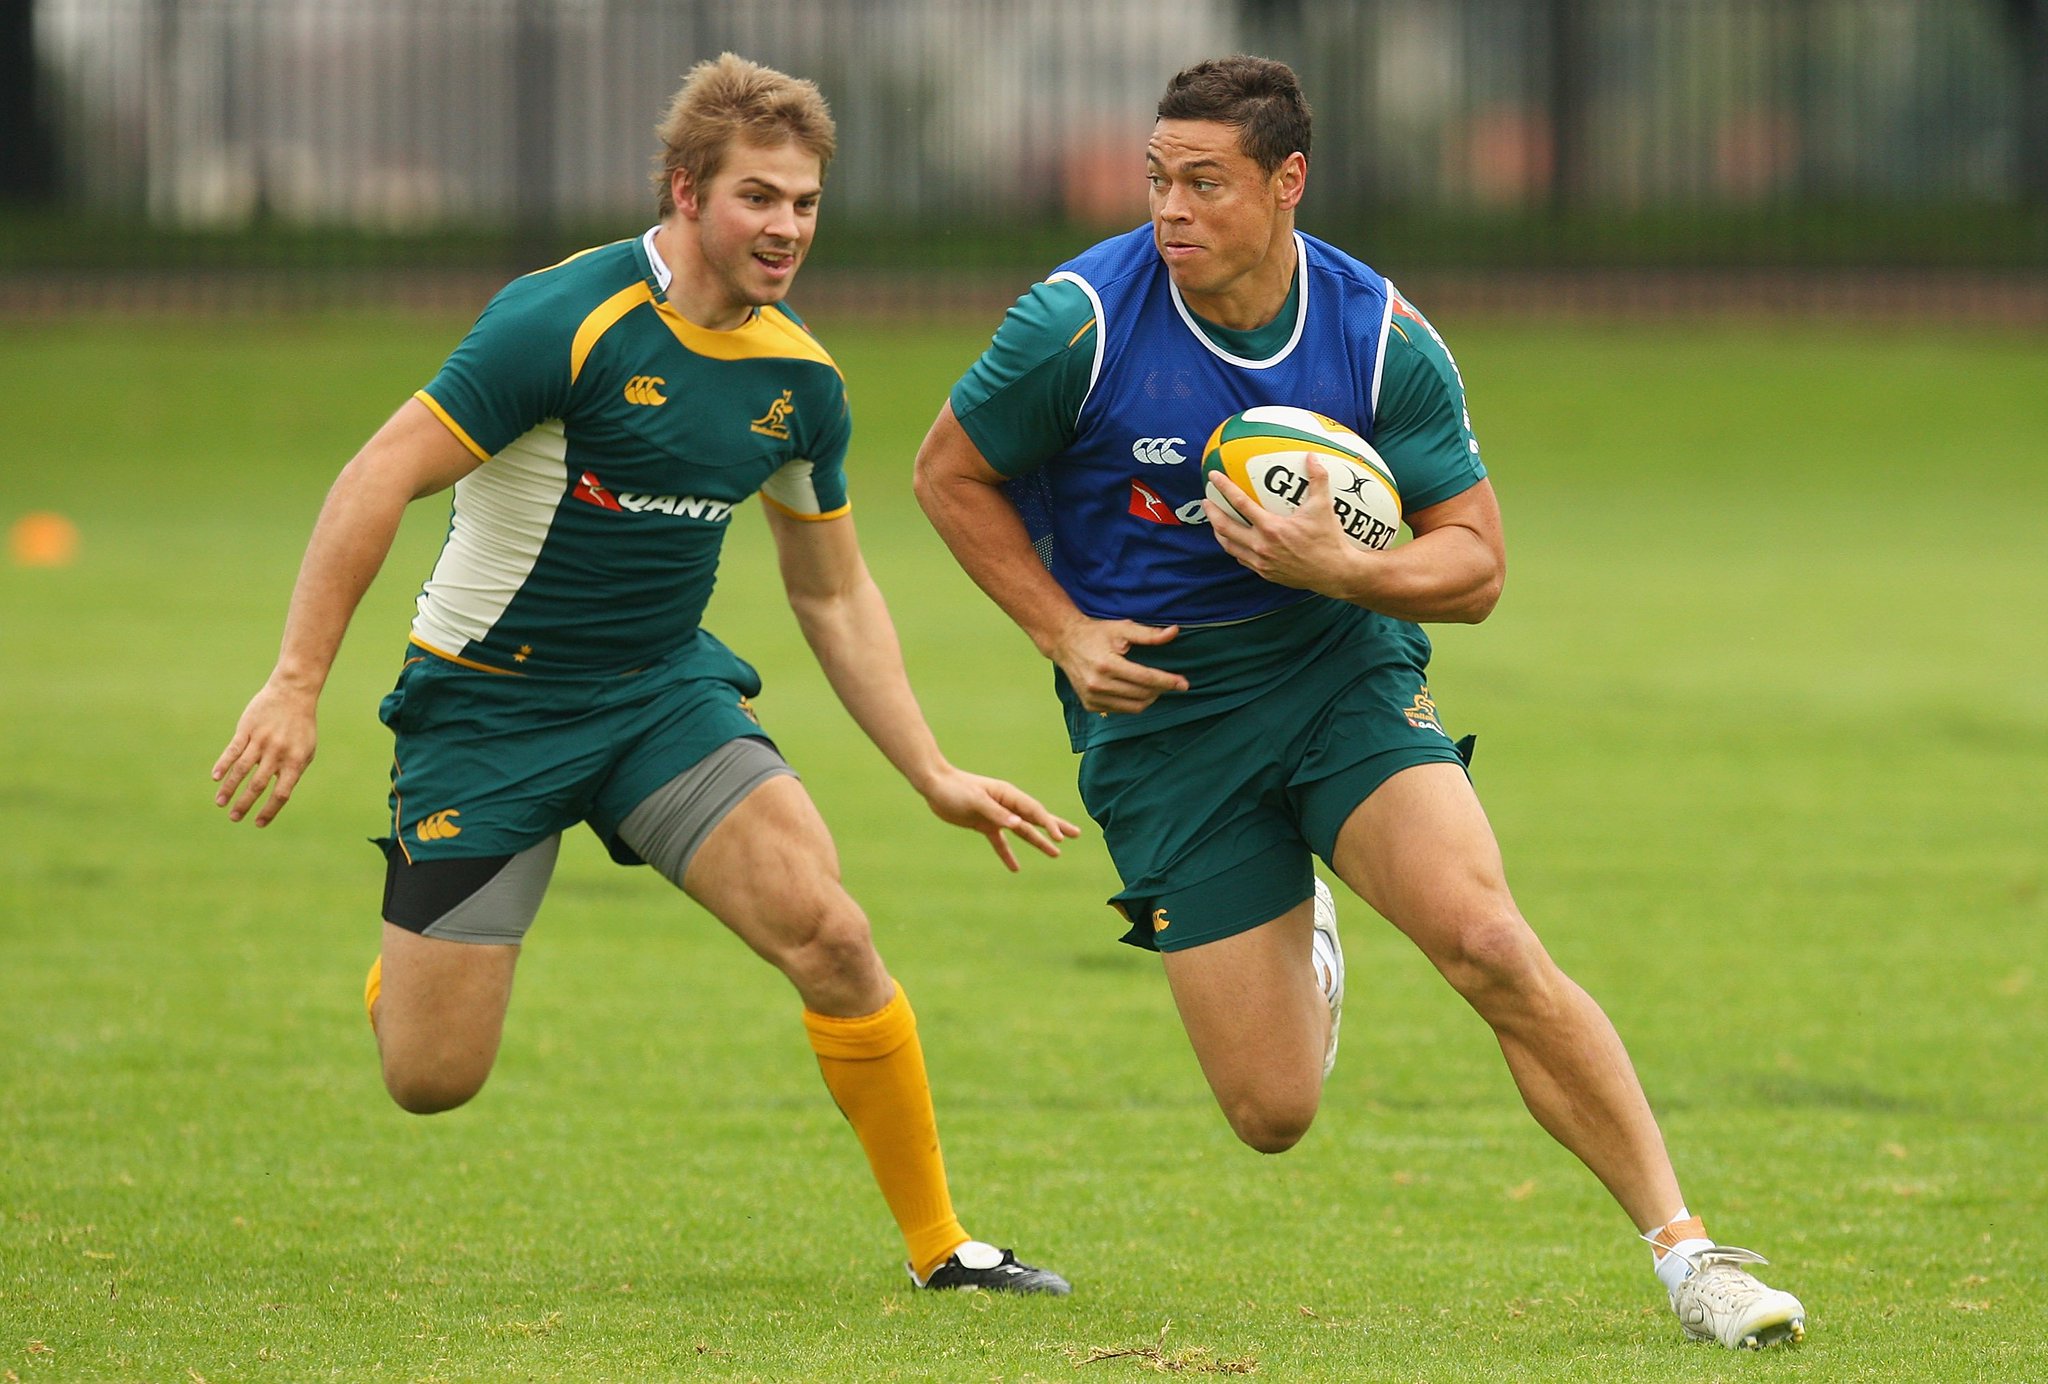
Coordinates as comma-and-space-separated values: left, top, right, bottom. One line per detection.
9, 512, 80, 568
1200, 406, 1402, 551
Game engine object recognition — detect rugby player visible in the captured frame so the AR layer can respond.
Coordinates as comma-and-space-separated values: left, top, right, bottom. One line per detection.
213, 53, 1074, 1296
913, 53, 1805, 1343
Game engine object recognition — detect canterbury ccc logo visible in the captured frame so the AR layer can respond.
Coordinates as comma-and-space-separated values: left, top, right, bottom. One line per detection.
1131, 436, 1187, 465
623, 375, 668, 406
415, 809, 463, 842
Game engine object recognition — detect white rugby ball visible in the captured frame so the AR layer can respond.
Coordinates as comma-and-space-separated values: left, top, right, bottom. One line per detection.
1201, 405, 1402, 551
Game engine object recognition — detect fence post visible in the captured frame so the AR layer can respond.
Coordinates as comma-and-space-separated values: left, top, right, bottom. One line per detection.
1548, 0, 1593, 213
0, 0, 55, 201
2011, 0, 2048, 204
512, 0, 558, 273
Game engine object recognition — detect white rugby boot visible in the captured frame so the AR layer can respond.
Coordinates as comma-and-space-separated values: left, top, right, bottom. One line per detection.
1309, 878, 1344, 1077
1667, 1244, 1807, 1349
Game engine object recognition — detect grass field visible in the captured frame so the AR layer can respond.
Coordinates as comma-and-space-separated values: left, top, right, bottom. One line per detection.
3, 309, 2044, 1382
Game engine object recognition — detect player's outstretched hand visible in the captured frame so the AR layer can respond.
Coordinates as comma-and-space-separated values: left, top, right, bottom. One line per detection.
1049, 615, 1188, 715
1206, 460, 1364, 596
211, 679, 319, 827
921, 767, 1083, 872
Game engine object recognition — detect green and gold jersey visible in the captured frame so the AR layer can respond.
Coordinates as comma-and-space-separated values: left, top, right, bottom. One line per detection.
410, 229, 851, 675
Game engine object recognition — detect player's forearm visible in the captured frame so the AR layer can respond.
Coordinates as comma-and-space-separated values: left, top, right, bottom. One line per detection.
268, 456, 414, 694
787, 577, 951, 794
1331, 525, 1503, 623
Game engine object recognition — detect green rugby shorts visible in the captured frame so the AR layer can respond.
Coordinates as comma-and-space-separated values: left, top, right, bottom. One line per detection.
376, 639, 772, 867
1079, 619, 1470, 953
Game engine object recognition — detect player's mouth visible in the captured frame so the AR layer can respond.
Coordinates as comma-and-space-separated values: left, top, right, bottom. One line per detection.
753, 247, 799, 277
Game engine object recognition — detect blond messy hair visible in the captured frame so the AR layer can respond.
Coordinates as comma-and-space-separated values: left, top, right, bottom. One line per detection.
651, 53, 837, 215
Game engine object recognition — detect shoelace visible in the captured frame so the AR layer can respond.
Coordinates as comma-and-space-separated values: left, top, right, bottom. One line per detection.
1637, 1234, 1771, 1276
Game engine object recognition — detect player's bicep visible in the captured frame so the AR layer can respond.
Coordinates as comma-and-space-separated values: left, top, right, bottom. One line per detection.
763, 501, 863, 604
356, 396, 488, 498
1406, 478, 1504, 569
916, 400, 1009, 489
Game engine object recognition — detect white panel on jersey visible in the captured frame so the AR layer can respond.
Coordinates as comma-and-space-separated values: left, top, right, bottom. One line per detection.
411, 421, 568, 653
761, 456, 822, 513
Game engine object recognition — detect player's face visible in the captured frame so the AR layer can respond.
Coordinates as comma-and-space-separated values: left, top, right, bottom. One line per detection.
1147, 120, 1304, 324
675, 138, 823, 327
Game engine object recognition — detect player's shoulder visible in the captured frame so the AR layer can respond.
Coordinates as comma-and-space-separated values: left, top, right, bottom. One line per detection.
463, 238, 654, 362
1382, 283, 1461, 373
1300, 231, 1389, 296
491, 238, 649, 317
1005, 275, 1098, 344
1054, 224, 1161, 296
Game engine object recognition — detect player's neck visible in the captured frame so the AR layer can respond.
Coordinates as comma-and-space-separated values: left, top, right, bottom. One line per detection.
651, 219, 758, 332
1177, 228, 1298, 333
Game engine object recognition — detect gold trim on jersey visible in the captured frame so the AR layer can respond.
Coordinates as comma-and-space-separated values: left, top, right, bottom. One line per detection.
413, 389, 492, 462
531, 241, 616, 277
571, 283, 658, 385
760, 491, 852, 523
653, 301, 839, 372
408, 633, 525, 675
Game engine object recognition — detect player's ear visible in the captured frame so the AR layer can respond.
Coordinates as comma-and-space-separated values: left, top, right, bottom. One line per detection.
671, 168, 700, 219
1274, 152, 1307, 211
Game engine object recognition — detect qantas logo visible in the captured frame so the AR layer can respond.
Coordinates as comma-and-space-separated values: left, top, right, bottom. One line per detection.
571, 470, 734, 523
1131, 436, 1186, 465
1128, 480, 1211, 527
573, 471, 623, 510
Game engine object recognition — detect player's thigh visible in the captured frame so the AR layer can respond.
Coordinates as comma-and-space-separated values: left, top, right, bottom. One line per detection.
1159, 897, 1326, 1106
377, 920, 521, 1039
618, 749, 869, 963
1328, 762, 1531, 980
376, 835, 559, 1058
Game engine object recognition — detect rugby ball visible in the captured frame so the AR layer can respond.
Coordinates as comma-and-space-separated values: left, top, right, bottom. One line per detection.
1201, 405, 1402, 551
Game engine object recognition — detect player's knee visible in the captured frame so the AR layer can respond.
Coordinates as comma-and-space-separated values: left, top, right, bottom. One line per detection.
777, 893, 880, 988
1438, 912, 1554, 1008
1221, 1092, 1317, 1154
379, 1052, 491, 1115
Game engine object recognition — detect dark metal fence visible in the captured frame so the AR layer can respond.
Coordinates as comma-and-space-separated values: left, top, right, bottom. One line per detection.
6, 0, 2045, 315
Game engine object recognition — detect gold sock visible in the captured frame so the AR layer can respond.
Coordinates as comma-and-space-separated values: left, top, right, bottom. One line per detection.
803, 983, 969, 1279
364, 955, 382, 1033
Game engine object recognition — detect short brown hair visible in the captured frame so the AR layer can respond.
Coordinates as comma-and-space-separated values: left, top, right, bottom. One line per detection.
1156, 55, 1311, 174
651, 53, 837, 215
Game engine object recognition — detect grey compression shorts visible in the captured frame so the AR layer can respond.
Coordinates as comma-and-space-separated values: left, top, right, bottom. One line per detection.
380, 736, 796, 943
